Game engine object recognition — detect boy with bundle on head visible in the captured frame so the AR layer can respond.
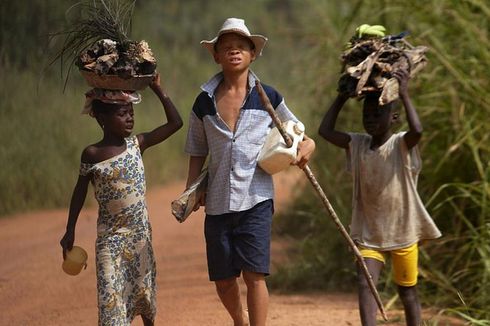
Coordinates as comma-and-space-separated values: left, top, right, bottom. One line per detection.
60, 75, 182, 326
318, 69, 441, 326
184, 18, 315, 326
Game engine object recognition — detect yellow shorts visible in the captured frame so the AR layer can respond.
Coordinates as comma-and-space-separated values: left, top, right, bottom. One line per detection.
359, 243, 418, 287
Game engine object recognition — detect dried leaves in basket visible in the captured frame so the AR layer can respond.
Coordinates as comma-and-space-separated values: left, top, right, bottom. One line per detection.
77, 38, 156, 78
48, 0, 156, 89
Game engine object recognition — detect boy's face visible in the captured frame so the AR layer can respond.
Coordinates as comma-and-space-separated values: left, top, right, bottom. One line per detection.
213, 33, 256, 71
102, 104, 134, 137
362, 94, 397, 136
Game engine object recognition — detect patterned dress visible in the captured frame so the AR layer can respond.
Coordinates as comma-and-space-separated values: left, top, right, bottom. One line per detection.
80, 135, 156, 325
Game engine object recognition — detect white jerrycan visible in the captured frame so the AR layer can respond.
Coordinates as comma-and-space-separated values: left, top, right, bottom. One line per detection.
258, 120, 305, 175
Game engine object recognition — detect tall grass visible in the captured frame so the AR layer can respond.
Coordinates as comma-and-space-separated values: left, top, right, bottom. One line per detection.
0, 0, 308, 216
274, 0, 490, 325
0, 64, 186, 215
270, 0, 490, 323
415, 1, 490, 319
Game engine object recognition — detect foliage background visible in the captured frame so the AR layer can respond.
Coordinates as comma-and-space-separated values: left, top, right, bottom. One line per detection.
1, 0, 488, 323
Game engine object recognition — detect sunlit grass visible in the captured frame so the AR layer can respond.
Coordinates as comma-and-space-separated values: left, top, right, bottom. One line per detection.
270, 0, 490, 323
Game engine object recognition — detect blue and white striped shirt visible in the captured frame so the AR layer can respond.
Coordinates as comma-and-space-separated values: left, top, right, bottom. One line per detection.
185, 71, 298, 215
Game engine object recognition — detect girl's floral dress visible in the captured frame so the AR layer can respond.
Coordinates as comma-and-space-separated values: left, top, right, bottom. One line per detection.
80, 135, 156, 325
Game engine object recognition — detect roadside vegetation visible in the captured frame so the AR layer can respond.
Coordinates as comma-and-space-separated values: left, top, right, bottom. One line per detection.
1, 0, 487, 323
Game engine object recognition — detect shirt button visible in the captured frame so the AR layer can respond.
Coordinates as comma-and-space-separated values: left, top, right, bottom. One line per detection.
231, 167, 234, 171
232, 138, 236, 142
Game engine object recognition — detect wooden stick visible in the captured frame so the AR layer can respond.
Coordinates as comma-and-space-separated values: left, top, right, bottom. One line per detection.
256, 81, 388, 321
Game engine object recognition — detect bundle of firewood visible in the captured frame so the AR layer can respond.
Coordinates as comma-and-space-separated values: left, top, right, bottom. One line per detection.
338, 25, 428, 105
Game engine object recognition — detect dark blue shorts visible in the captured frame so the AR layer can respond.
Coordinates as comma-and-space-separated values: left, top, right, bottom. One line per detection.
204, 199, 274, 281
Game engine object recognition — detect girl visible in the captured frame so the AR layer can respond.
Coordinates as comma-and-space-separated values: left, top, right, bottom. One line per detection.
60, 74, 182, 326
318, 69, 441, 326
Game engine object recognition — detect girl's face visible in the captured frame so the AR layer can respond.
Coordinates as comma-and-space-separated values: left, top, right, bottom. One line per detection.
362, 95, 396, 136
213, 33, 256, 72
103, 104, 134, 138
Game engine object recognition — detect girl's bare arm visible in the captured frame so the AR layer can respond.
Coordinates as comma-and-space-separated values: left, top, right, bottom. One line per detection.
138, 74, 184, 152
60, 174, 90, 259
318, 93, 351, 149
394, 69, 422, 150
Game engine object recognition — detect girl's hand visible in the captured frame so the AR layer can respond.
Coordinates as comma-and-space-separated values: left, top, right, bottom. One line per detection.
150, 73, 161, 90
60, 230, 75, 260
393, 69, 410, 97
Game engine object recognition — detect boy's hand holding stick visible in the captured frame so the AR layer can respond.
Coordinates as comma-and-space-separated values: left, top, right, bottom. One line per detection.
256, 81, 388, 321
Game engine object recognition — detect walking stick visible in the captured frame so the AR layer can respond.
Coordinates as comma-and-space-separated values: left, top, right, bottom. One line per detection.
256, 81, 388, 321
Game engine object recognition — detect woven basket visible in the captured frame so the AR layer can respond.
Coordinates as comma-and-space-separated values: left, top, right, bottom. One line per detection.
80, 70, 154, 91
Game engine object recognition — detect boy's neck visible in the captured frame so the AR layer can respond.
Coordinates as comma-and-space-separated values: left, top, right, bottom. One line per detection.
221, 68, 250, 91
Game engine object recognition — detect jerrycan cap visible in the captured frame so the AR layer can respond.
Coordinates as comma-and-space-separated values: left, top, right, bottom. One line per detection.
293, 121, 305, 135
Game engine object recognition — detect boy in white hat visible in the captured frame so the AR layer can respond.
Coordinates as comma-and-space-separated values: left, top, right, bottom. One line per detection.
184, 18, 315, 326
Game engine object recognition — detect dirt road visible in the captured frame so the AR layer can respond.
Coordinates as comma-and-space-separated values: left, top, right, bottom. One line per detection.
0, 170, 456, 325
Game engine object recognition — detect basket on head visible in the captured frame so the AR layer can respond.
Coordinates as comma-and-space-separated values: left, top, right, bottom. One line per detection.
80, 70, 155, 91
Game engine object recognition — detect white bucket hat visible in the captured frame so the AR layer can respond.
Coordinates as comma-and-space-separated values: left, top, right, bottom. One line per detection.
201, 18, 268, 56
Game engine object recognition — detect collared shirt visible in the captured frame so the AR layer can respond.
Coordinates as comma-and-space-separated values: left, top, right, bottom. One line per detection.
185, 71, 298, 215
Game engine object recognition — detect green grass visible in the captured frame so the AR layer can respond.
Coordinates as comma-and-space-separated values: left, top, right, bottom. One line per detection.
0, 0, 302, 216
0, 65, 186, 215
268, 0, 490, 323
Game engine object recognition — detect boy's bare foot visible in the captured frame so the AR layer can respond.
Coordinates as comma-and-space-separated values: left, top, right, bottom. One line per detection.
234, 309, 249, 326
243, 309, 249, 325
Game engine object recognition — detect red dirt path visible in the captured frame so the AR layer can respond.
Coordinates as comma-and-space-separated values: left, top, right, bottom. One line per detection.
0, 170, 458, 325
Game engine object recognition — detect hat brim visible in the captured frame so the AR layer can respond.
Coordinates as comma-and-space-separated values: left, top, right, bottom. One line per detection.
201, 31, 268, 57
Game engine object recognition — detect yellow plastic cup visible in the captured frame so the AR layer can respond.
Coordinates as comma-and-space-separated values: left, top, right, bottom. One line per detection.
62, 246, 88, 276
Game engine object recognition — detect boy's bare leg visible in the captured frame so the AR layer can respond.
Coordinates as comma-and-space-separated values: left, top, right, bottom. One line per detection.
215, 277, 247, 326
243, 270, 268, 326
397, 285, 421, 326
357, 258, 383, 326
